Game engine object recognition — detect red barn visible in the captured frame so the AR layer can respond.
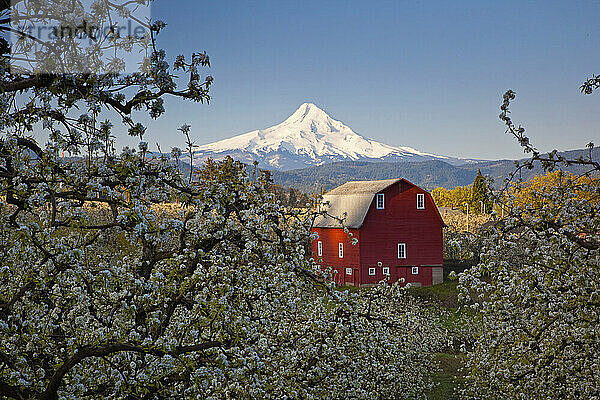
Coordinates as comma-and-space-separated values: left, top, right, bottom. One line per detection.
311, 178, 444, 287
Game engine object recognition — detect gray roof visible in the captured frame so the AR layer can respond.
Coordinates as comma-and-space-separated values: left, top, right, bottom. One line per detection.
314, 179, 401, 229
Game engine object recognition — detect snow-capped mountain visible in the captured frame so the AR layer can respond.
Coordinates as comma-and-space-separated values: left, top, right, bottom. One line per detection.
192, 103, 476, 170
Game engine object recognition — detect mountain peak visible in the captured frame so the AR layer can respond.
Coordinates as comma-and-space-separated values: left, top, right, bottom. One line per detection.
297, 102, 326, 113
193, 103, 466, 170
285, 102, 331, 124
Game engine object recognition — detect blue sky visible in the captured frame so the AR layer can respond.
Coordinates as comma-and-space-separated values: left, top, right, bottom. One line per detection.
135, 0, 600, 160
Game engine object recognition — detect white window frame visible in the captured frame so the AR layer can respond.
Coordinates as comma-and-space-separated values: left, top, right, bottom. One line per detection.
338, 243, 344, 258
317, 241, 323, 257
346, 268, 352, 276
398, 243, 407, 259
412, 266, 419, 275
417, 193, 425, 210
382, 266, 390, 275
368, 267, 376, 276
376, 193, 385, 209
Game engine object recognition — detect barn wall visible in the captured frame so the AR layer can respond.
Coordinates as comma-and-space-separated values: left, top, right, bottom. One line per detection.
311, 227, 361, 286
359, 182, 443, 286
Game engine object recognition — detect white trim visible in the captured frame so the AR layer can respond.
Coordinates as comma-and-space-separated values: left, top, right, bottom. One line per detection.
317, 240, 323, 257
382, 266, 390, 275
398, 243, 407, 259
346, 268, 352, 276
376, 193, 385, 209
338, 242, 344, 258
412, 266, 419, 275
368, 267, 376, 276
417, 193, 425, 209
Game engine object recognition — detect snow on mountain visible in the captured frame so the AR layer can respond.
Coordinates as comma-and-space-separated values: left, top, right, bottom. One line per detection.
192, 103, 476, 170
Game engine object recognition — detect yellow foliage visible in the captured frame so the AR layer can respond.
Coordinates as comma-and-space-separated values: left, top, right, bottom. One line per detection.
432, 184, 474, 213
507, 170, 600, 210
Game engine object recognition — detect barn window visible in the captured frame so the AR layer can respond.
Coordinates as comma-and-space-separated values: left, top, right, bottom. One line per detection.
383, 267, 390, 275
346, 268, 352, 275
376, 193, 385, 209
368, 267, 376, 276
417, 193, 425, 209
317, 241, 323, 257
338, 243, 344, 258
412, 266, 419, 275
398, 243, 407, 259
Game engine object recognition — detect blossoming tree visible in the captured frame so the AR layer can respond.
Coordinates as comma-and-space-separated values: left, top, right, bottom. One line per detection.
459, 88, 600, 399
0, 2, 444, 398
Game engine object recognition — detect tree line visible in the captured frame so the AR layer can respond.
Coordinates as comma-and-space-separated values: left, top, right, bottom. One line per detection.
432, 169, 493, 214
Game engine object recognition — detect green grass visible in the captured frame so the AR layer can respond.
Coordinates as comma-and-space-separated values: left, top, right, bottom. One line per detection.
335, 284, 360, 294
407, 280, 478, 331
427, 352, 466, 400
406, 281, 473, 400
408, 280, 460, 308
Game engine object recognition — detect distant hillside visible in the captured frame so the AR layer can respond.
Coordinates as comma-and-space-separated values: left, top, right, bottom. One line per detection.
458, 147, 600, 188
270, 160, 476, 193
270, 147, 600, 194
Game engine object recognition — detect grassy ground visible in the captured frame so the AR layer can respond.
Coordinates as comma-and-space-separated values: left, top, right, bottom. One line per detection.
427, 352, 466, 400
408, 281, 471, 400
408, 280, 460, 308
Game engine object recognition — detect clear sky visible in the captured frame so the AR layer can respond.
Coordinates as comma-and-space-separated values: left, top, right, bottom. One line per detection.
134, 0, 600, 160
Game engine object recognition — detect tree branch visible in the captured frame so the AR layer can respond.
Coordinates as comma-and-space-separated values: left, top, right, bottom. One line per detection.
41, 341, 223, 400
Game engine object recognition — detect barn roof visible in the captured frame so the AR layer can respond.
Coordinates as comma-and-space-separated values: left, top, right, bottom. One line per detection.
314, 178, 402, 229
